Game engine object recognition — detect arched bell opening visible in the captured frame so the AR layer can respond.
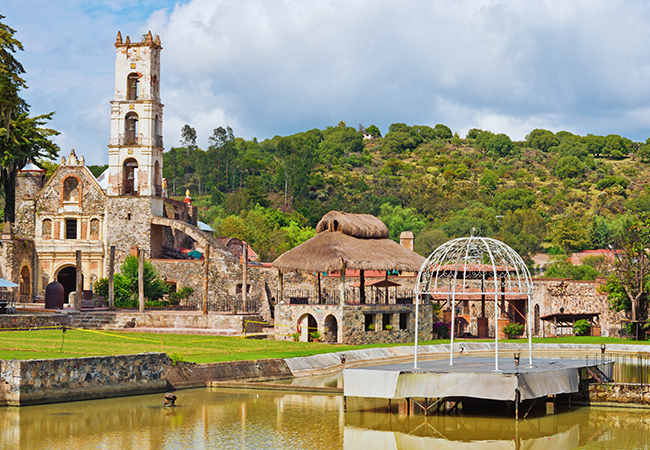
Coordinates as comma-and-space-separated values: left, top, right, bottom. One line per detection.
122, 157, 139, 195
124, 112, 139, 145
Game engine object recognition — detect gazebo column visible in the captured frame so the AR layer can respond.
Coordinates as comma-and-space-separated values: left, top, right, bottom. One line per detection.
339, 263, 347, 306
278, 270, 284, 306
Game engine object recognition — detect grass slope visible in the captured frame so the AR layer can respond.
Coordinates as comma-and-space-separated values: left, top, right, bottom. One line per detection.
0, 329, 645, 363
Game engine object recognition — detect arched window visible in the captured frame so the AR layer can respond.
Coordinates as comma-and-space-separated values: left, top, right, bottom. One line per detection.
42, 218, 52, 239
127, 73, 139, 100
122, 158, 138, 194
62, 177, 80, 203
20, 266, 30, 296
154, 114, 162, 148
90, 218, 100, 240
124, 112, 139, 145
154, 160, 162, 196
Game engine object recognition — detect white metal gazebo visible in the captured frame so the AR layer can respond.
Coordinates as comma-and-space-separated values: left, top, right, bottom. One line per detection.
413, 232, 534, 371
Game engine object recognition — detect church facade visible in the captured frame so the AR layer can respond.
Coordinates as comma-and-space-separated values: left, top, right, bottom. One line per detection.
8, 32, 270, 315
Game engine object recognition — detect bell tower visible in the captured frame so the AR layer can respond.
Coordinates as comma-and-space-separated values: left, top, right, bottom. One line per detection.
107, 31, 163, 197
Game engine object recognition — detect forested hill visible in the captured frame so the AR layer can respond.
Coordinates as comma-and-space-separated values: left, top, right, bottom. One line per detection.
161, 122, 650, 266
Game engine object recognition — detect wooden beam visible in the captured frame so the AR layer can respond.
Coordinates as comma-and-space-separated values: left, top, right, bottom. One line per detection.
108, 246, 115, 310
138, 248, 144, 313
75, 250, 82, 311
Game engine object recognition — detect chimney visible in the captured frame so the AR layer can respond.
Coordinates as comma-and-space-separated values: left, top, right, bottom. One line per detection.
400, 231, 414, 251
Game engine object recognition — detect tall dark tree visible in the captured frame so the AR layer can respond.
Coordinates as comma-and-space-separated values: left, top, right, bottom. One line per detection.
0, 16, 58, 222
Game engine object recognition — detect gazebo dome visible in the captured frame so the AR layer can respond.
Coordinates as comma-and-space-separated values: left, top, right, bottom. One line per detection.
414, 234, 533, 298
413, 231, 533, 371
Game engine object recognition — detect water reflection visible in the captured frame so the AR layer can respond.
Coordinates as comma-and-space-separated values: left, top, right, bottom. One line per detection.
345, 407, 650, 449
0, 388, 649, 449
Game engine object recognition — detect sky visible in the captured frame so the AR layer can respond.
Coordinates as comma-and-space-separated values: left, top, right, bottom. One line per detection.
5, 0, 650, 165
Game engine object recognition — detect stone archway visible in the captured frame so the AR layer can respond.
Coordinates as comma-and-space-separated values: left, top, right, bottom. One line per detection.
298, 313, 317, 342
56, 266, 83, 304
324, 314, 338, 343
20, 266, 30, 301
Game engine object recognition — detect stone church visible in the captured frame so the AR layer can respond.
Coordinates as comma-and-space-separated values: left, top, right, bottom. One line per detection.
8, 32, 266, 316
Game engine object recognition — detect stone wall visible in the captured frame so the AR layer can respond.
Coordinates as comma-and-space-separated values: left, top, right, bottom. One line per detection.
105, 196, 155, 266
0, 238, 35, 304
0, 353, 171, 406
0, 313, 69, 330
588, 383, 650, 405
342, 304, 433, 345
532, 278, 622, 337
274, 303, 433, 345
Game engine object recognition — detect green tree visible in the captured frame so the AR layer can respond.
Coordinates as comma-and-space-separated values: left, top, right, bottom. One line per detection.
366, 124, 381, 137
378, 203, 428, 241
485, 133, 514, 157
1, 113, 59, 222
554, 155, 585, 180
433, 124, 452, 140
526, 129, 559, 152
552, 218, 588, 254
493, 188, 536, 214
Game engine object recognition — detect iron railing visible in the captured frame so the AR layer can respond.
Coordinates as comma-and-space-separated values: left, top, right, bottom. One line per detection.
281, 288, 416, 306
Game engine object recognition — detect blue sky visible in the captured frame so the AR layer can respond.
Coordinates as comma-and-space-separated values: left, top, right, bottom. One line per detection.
5, 0, 650, 165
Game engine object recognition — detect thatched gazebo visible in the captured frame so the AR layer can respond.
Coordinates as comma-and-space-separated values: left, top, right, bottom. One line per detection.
272, 211, 425, 305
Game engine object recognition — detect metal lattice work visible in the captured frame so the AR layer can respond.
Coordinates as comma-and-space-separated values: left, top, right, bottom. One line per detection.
412, 232, 533, 370
415, 235, 533, 298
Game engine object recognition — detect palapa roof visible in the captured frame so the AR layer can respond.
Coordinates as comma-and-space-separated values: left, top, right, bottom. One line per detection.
272, 211, 425, 274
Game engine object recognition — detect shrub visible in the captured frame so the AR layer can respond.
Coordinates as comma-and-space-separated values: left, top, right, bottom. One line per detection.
434, 322, 450, 339
384, 324, 393, 331
503, 323, 525, 339
168, 286, 194, 305
573, 319, 591, 336
309, 331, 321, 342
291, 332, 300, 342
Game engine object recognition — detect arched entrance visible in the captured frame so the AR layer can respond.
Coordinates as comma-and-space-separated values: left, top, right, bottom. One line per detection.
297, 313, 317, 342
324, 315, 338, 343
57, 266, 83, 304
20, 266, 30, 300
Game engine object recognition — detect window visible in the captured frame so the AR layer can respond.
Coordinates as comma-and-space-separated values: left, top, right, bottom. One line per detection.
20, 266, 30, 296
399, 313, 409, 330
65, 219, 77, 239
236, 284, 250, 294
42, 219, 52, 239
90, 218, 100, 240
382, 314, 392, 330
364, 314, 375, 331
124, 112, 139, 145
127, 73, 139, 100
63, 177, 79, 203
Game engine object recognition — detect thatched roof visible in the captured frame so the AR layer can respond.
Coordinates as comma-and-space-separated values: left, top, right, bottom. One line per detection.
315, 211, 388, 238
273, 211, 425, 273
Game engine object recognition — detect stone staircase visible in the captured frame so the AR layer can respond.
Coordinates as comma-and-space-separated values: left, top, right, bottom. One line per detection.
66, 312, 131, 330
64, 311, 247, 336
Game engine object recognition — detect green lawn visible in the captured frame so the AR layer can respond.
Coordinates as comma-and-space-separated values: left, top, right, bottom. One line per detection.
0, 329, 646, 363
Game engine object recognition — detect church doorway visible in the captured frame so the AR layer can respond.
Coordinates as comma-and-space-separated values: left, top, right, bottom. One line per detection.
57, 267, 83, 304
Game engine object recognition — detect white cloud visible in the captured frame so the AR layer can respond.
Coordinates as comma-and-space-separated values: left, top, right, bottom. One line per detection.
6, 0, 650, 163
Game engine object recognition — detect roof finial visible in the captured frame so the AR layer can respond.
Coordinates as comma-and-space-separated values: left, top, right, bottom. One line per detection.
116, 31, 123, 44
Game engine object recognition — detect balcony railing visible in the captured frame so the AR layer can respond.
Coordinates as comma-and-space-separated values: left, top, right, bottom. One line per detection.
154, 135, 163, 148
281, 288, 416, 306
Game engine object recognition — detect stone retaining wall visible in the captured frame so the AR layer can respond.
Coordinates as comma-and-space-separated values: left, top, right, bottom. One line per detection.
0, 313, 69, 330
0, 353, 171, 406
588, 383, 650, 405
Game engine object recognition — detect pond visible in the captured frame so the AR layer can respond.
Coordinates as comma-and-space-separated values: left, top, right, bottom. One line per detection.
1, 383, 649, 449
